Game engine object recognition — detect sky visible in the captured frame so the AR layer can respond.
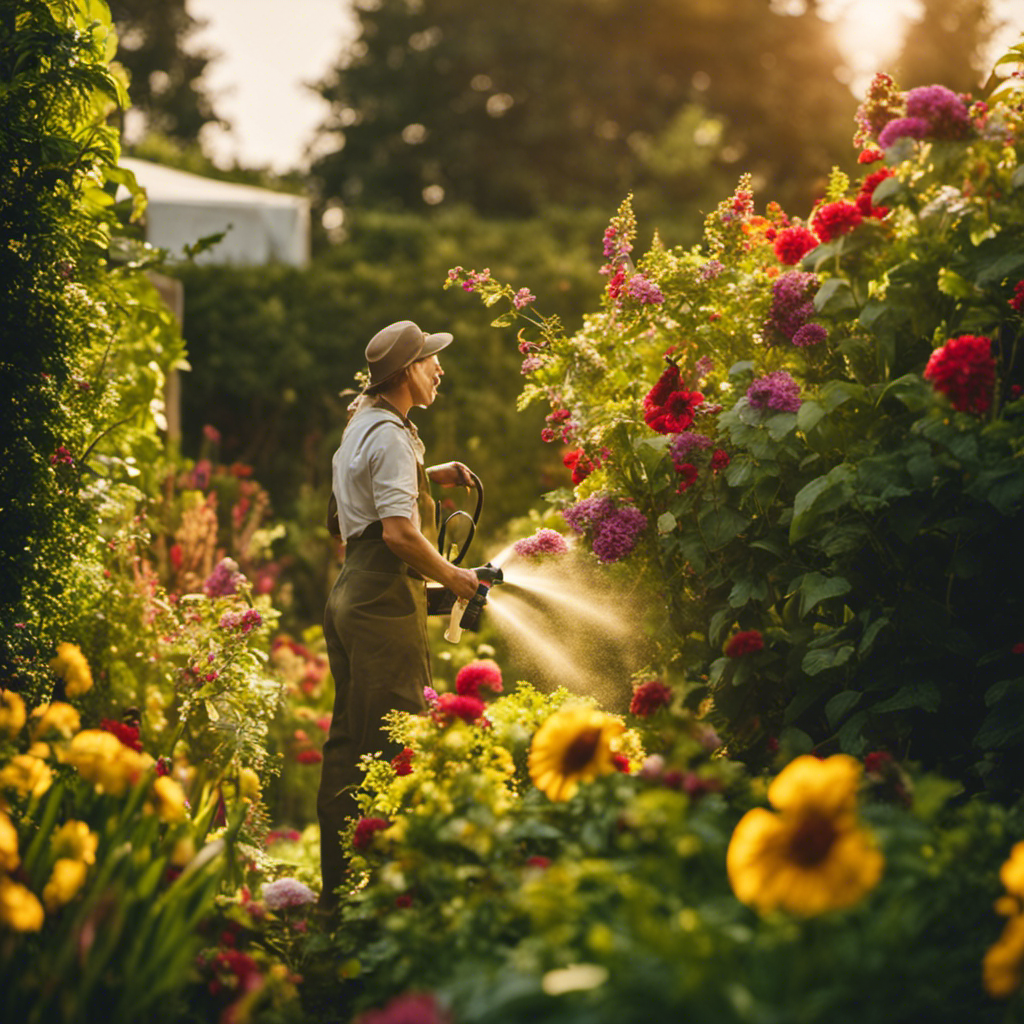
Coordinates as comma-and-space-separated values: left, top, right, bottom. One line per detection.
189, 0, 1022, 173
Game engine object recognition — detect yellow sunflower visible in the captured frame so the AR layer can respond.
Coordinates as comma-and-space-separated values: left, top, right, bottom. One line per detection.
528, 707, 624, 802
727, 754, 884, 917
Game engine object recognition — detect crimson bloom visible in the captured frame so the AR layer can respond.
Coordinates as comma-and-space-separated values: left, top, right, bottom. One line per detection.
629, 679, 674, 717
100, 718, 143, 753
725, 630, 765, 658
811, 201, 863, 243
773, 225, 820, 265
352, 817, 390, 852
923, 334, 995, 414
391, 747, 414, 776
432, 692, 486, 726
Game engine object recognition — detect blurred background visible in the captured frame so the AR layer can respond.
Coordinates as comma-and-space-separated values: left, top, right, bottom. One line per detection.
108, 0, 1020, 627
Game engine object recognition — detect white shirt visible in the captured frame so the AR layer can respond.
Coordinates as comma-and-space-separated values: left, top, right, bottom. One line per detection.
332, 404, 425, 541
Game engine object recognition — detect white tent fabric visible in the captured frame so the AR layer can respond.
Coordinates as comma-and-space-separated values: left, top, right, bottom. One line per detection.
119, 157, 310, 268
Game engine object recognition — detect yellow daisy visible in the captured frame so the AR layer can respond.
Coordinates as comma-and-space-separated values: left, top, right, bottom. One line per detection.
50, 820, 98, 865
727, 754, 884, 917
529, 707, 624, 802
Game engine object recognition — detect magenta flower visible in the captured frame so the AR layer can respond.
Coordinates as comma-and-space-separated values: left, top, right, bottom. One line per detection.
513, 528, 569, 559
878, 116, 931, 149
513, 287, 536, 309
455, 658, 504, 698
746, 370, 801, 414
591, 506, 647, 563
203, 557, 246, 598
625, 274, 665, 305
261, 877, 317, 911
905, 84, 971, 139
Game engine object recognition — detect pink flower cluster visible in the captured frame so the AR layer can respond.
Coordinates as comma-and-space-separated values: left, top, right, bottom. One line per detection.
218, 608, 263, 634
203, 557, 246, 598
923, 334, 995, 415
261, 877, 317, 911
561, 495, 647, 564
432, 692, 487, 726
455, 658, 504, 698
513, 287, 536, 309
446, 266, 491, 293
1009, 281, 1024, 313
512, 528, 569, 559
391, 747, 414, 776
625, 274, 665, 305
354, 992, 451, 1024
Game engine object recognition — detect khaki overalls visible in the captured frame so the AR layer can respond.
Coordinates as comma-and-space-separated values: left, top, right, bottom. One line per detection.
317, 412, 437, 908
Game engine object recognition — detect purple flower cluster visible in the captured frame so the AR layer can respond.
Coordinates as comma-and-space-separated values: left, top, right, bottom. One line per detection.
698, 259, 725, 282
603, 224, 632, 260
764, 270, 825, 346
906, 85, 971, 139
591, 506, 648, 564
513, 528, 569, 559
561, 495, 616, 535
669, 431, 712, 463
792, 323, 828, 348
218, 608, 263, 634
746, 370, 801, 414
878, 116, 931, 149
625, 274, 665, 305
203, 557, 246, 598
261, 877, 317, 911
562, 496, 647, 564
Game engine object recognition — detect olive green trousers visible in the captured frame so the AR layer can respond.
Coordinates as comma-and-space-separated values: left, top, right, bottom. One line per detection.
317, 533, 430, 908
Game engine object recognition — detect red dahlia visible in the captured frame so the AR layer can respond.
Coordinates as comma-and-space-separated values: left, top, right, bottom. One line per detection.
724, 629, 764, 658
923, 334, 995, 414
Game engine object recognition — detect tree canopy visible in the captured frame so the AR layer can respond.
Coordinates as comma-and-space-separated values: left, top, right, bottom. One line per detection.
311, 0, 859, 219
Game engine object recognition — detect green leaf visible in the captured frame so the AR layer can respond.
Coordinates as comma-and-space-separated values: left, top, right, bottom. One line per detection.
870, 682, 941, 714
728, 576, 768, 608
697, 507, 749, 550
825, 689, 862, 728
814, 278, 857, 316
656, 511, 677, 535
708, 608, 733, 645
797, 572, 851, 617
858, 616, 890, 657
766, 412, 798, 441
490, 311, 517, 328
937, 268, 976, 299
789, 464, 855, 543
796, 400, 825, 433
802, 644, 854, 676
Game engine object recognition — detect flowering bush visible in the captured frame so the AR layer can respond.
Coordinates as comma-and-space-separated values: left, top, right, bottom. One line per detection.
448, 47, 1024, 793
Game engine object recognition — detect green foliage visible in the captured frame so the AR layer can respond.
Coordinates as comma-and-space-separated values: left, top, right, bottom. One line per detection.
453, 58, 1024, 792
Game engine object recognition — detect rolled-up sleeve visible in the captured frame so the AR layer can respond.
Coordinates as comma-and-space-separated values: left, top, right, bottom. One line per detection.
367, 426, 419, 520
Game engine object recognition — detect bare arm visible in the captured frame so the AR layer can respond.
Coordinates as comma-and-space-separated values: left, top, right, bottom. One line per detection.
381, 516, 479, 600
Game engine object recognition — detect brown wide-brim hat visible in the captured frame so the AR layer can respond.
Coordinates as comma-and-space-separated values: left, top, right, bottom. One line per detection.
365, 320, 453, 389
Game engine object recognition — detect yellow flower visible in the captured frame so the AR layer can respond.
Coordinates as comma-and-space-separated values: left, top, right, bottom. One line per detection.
0, 876, 43, 931
528, 707, 625, 802
60, 730, 150, 796
42, 857, 87, 911
0, 754, 53, 799
50, 820, 97, 865
727, 754, 884, 917
0, 810, 19, 872
238, 767, 261, 801
985, 914, 1024, 998
0, 690, 26, 738
31, 702, 81, 741
1000, 841, 1024, 901
49, 643, 93, 697
147, 776, 187, 822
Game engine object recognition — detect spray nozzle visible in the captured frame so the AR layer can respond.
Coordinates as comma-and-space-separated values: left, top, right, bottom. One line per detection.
443, 562, 504, 643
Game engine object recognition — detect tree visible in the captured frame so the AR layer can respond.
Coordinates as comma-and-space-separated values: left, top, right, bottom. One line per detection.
107, 0, 221, 141
893, 0, 997, 94
311, 0, 858, 220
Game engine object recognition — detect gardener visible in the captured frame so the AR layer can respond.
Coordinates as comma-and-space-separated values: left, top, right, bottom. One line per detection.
317, 319, 479, 910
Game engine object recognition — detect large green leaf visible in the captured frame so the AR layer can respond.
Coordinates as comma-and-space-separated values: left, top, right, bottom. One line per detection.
796, 572, 852, 617
697, 507, 750, 551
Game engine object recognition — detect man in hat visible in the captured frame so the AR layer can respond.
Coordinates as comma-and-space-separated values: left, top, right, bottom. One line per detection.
317, 320, 480, 909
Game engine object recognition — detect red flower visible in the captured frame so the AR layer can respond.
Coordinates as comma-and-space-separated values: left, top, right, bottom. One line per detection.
629, 679, 673, 717
1012, 642, 1024, 655
432, 692, 486, 726
100, 718, 143, 753
391, 747, 414, 776
611, 753, 631, 773
858, 147, 884, 164
724, 630, 764, 658
354, 992, 452, 1024
352, 817, 390, 852
674, 461, 699, 494
646, 389, 704, 434
526, 856, 551, 869
773, 225, 820, 265
864, 750, 894, 774
710, 449, 731, 472
454, 658, 503, 698
643, 363, 681, 417
607, 266, 627, 300
563, 448, 597, 485
810, 201, 863, 243
395, 894, 413, 908
923, 334, 995, 414
1009, 281, 1024, 313
856, 167, 893, 219
295, 749, 323, 765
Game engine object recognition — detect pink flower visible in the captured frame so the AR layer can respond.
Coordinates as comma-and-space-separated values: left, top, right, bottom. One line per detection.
724, 630, 764, 658
629, 680, 673, 717
923, 334, 995, 414
50, 446, 74, 467
625, 274, 665, 305
747, 370, 801, 414
261, 877, 317, 910
353, 992, 452, 1024
513, 287, 536, 309
432, 692, 486, 726
455, 658, 504, 698
878, 116, 931, 148
513, 528, 569, 559
521, 356, 544, 374
352, 817, 390, 852
295, 749, 323, 765
423, 686, 439, 706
